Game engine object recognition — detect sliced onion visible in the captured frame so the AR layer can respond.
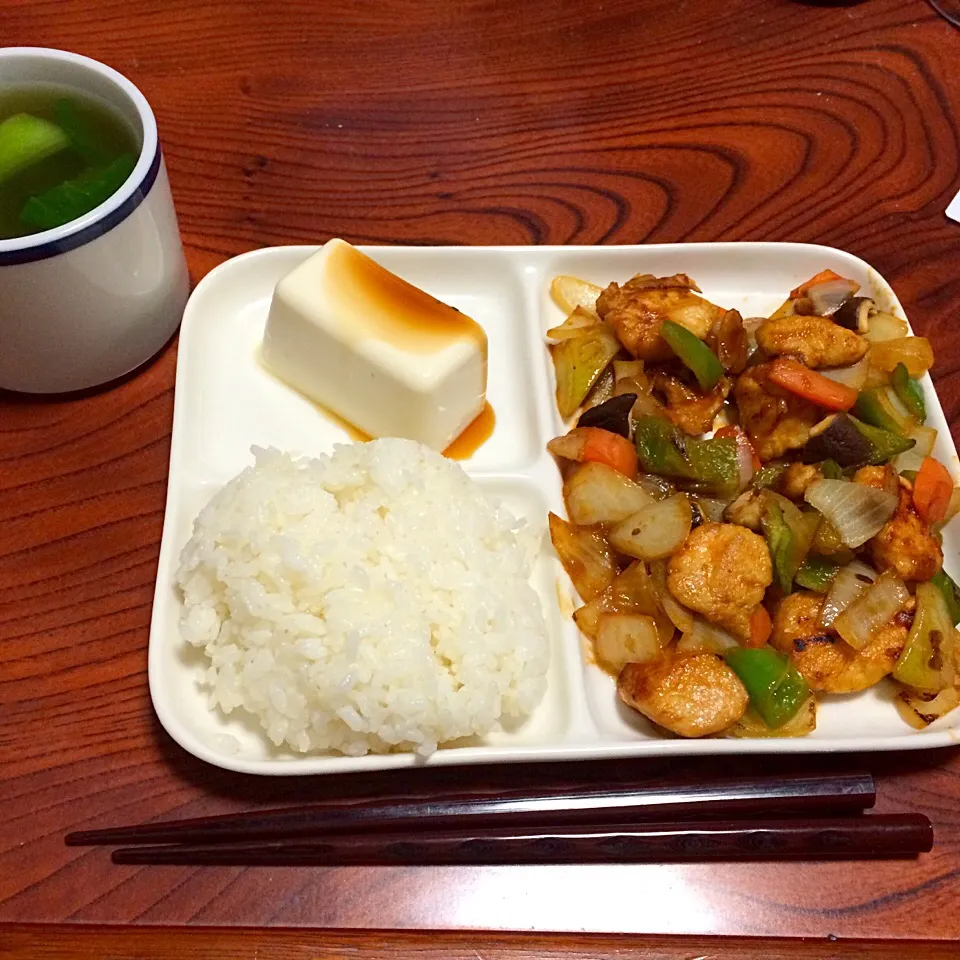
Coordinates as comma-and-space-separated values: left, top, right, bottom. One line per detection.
804, 479, 898, 549
942, 486, 960, 527
692, 497, 728, 523
636, 472, 675, 501
865, 311, 910, 343
613, 359, 645, 382
869, 337, 934, 377
734, 435, 755, 491
806, 277, 860, 316
547, 431, 588, 462
564, 461, 656, 526
819, 356, 869, 392
550, 275, 602, 317
610, 494, 693, 561
549, 512, 618, 602
728, 698, 816, 738
545, 308, 603, 341
650, 559, 695, 633
742, 315, 767, 352
820, 560, 878, 629
677, 617, 739, 655
895, 685, 960, 730
834, 570, 909, 650
630, 392, 667, 420
612, 360, 650, 398
595, 613, 663, 675
894, 424, 937, 474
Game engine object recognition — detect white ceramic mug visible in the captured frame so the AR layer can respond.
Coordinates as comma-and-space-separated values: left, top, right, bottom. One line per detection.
0, 48, 189, 393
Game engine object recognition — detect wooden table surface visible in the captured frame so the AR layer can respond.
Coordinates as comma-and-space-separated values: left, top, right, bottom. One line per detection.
4, 0, 960, 956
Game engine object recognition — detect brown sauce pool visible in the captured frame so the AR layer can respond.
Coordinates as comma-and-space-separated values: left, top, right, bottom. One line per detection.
443, 403, 495, 460
313, 401, 495, 460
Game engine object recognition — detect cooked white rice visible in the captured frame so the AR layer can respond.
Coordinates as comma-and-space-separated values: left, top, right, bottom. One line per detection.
175, 439, 549, 756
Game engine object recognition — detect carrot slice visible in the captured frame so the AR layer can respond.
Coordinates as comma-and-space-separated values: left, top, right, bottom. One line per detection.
767, 357, 858, 411
747, 605, 772, 648
581, 427, 638, 478
914, 456, 953, 526
790, 269, 847, 298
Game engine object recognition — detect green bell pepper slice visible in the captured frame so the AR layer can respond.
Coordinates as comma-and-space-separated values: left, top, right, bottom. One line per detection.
892, 362, 926, 422
894, 581, 954, 692
634, 416, 739, 497
660, 319, 724, 391
795, 555, 839, 593
854, 388, 911, 436
753, 461, 787, 489
931, 570, 960, 627
819, 459, 843, 480
761, 498, 793, 593
724, 647, 810, 728
760, 493, 820, 594
850, 416, 915, 466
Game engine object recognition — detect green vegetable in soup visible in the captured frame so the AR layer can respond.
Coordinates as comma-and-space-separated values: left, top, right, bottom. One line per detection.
20, 152, 135, 230
0, 112, 69, 185
0, 87, 140, 240
54, 98, 108, 165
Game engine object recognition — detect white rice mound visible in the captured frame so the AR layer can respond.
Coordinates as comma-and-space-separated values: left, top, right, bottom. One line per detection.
175, 439, 550, 757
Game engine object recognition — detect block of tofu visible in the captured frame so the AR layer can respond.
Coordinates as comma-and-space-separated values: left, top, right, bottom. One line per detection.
261, 239, 488, 451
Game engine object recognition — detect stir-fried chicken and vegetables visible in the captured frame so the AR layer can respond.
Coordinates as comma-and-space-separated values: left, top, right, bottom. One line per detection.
546, 269, 960, 738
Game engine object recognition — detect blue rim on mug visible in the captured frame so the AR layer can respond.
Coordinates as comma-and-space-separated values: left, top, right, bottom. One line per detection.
0, 47, 162, 268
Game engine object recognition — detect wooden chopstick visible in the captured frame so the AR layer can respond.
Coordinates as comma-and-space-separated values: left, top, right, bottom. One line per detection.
109, 814, 932, 865
65, 772, 875, 847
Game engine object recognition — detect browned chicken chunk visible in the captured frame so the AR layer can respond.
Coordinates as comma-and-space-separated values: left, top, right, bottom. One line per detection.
779, 463, 822, 501
596, 273, 722, 362
755, 315, 868, 369
618, 653, 748, 737
733, 362, 820, 461
708, 308, 749, 374
771, 591, 908, 693
868, 485, 943, 582
853, 464, 899, 498
651, 371, 731, 435
667, 522, 773, 639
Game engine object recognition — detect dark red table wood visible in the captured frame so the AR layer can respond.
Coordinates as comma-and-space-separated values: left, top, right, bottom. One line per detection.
3, 0, 960, 954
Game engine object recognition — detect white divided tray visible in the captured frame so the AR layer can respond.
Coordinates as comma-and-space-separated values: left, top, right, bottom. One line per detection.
150, 242, 960, 775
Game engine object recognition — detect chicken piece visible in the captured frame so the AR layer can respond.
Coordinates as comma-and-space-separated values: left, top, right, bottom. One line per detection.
617, 653, 748, 737
707, 308, 749, 375
755, 315, 868, 369
651, 371, 731, 435
853, 464, 899, 498
733, 362, 820, 461
723, 489, 765, 531
667, 522, 773, 639
596, 273, 722, 362
770, 591, 907, 693
779, 463, 822, 501
868, 484, 943, 582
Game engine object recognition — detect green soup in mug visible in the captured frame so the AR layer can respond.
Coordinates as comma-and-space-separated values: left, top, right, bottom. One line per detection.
0, 82, 139, 240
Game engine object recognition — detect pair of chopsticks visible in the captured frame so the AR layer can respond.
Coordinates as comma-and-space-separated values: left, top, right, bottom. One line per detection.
65, 772, 932, 865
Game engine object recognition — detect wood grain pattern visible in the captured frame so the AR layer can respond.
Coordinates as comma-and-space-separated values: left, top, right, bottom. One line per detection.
4, 926, 960, 960
3, 0, 960, 949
